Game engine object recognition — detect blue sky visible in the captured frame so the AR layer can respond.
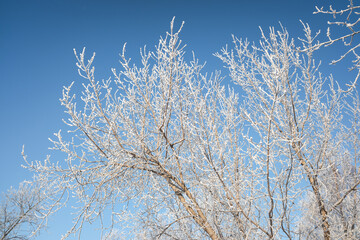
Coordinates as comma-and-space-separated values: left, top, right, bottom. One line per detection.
0, 0, 353, 239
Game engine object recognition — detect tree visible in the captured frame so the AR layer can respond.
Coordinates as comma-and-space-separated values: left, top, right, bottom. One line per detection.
0, 178, 52, 240
216, 24, 360, 239
25, 16, 360, 240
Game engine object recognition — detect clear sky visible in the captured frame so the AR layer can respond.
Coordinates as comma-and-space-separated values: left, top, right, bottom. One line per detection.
0, 0, 353, 239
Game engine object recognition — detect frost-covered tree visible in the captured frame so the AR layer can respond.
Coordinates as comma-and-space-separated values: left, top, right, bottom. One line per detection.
0, 179, 53, 240
216, 24, 360, 239
24, 15, 360, 240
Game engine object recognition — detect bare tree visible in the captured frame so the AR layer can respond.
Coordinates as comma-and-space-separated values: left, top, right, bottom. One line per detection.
25, 17, 360, 239
0, 179, 51, 240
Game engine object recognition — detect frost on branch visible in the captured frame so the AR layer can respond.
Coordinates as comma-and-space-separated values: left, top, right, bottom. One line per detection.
313, 0, 360, 91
